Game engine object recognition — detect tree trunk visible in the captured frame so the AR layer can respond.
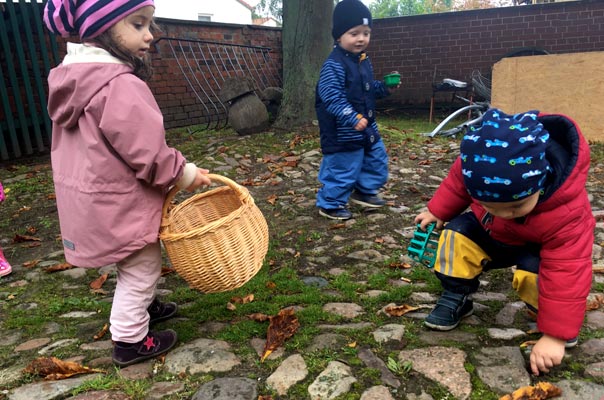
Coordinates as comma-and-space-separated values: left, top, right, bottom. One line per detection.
273, 0, 333, 131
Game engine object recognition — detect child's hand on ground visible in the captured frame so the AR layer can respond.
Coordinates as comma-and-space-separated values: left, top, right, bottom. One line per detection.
414, 211, 444, 230
355, 117, 368, 131
529, 334, 566, 375
186, 168, 211, 192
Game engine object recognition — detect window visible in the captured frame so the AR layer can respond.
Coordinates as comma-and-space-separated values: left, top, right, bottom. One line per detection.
198, 14, 212, 22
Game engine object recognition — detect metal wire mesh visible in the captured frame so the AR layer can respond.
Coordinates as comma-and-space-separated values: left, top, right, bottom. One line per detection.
155, 37, 282, 132
471, 69, 491, 102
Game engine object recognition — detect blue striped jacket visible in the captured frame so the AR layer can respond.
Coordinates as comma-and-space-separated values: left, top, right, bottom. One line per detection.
315, 44, 389, 154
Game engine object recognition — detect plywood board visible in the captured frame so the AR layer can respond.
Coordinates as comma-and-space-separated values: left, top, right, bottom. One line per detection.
492, 51, 604, 142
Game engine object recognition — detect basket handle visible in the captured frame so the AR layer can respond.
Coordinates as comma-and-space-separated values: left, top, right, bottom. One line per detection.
161, 173, 250, 221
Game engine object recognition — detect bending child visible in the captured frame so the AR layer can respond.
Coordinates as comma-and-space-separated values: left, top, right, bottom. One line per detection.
415, 108, 594, 375
44, 0, 211, 367
315, 0, 396, 220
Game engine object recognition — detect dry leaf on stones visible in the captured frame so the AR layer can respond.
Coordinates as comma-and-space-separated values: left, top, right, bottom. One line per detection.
93, 323, 109, 340
23, 357, 104, 380
44, 262, 73, 272
89, 274, 108, 290
499, 381, 562, 400
261, 308, 299, 362
383, 304, 419, 317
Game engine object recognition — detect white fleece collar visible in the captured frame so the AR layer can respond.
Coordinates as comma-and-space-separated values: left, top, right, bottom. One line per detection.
62, 42, 126, 65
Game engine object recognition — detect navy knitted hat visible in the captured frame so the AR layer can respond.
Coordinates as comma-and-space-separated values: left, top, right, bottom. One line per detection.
460, 108, 551, 202
332, 0, 372, 40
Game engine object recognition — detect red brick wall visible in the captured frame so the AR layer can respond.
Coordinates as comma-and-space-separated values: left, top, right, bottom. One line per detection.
53, 1, 603, 127
369, 0, 604, 106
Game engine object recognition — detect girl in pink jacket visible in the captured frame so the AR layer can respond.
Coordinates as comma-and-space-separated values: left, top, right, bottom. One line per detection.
0, 182, 11, 277
44, 0, 211, 367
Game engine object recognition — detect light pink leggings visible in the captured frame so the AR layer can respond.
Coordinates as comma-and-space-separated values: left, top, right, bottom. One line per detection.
110, 241, 162, 343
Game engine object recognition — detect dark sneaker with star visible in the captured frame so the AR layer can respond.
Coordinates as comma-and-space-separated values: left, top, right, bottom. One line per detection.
319, 207, 352, 220
112, 329, 178, 367
148, 297, 178, 325
349, 191, 386, 208
424, 291, 473, 331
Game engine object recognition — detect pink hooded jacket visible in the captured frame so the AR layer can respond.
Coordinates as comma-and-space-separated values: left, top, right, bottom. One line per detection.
47, 43, 193, 267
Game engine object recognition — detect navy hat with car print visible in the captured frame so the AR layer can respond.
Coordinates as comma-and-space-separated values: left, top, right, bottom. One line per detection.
460, 108, 551, 202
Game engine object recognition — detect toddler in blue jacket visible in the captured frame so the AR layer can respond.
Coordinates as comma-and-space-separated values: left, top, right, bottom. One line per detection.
315, 0, 395, 220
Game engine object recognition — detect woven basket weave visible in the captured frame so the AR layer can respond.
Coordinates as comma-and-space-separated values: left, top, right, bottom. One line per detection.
159, 174, 268, 293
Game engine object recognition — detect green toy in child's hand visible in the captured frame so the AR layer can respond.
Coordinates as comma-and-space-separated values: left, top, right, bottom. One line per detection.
407, 222, 440, 268
383, 73, 401, 87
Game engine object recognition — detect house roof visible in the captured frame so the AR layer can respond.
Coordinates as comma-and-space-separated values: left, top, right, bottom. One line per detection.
252, 17, 280, 26
236, 0, 254, 11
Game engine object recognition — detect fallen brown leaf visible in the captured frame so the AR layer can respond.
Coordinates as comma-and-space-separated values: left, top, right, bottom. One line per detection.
389, 262, 412, 269
231, 294, 254, 304
89, 274, 108, 290
22, 259, 40, 269
383, 304, 419, 317
160, 267, 176, 276
586, 298, 601, 311
13, 234, 40, 243
226, 302, 237, 311
93, 324, 109, 340
281, 160, 298, 167
261, 308, 299, 362
258, 396, 274, 400
23, 357, 104, 380
328, 223, 347, 230
247, 313, 270, 322
265, 281, 277, 290
499, 381, 562, 400
266, 194, 278, 205
45, 263, 74, 272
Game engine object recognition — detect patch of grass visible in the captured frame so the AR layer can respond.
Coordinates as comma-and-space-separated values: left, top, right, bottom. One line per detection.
466, 363, 499, 400
71, 373, 151, 400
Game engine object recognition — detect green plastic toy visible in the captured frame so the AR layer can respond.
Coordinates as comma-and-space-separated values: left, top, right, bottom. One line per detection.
407, 222, 440, 268
383, 73, 401, 87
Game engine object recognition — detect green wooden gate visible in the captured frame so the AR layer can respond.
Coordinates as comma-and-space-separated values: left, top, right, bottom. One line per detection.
0, 0, 59, 161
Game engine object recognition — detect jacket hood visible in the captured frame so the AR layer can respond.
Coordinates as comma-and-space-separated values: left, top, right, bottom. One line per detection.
535, 113, 589, 212
47, 42, 133, 129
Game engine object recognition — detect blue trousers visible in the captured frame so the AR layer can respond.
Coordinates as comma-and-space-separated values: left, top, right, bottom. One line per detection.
316, 140, 388, 209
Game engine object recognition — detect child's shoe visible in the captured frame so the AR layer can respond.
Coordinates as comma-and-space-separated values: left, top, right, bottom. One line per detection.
0, 249, 12, 277
112, 329, 178, 367
424, 291, 473, 331
349, 191, 386, 208
148, 297, 178, 325
319, 207, 352, 220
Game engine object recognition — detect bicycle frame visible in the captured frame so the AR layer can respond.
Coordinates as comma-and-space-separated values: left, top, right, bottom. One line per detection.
425, 102, 489, 138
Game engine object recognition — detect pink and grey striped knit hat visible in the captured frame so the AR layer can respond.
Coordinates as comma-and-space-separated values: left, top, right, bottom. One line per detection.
44, 0, 154, 40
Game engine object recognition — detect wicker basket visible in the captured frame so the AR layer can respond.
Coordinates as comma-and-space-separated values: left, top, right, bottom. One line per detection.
159, 174, 269, 293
